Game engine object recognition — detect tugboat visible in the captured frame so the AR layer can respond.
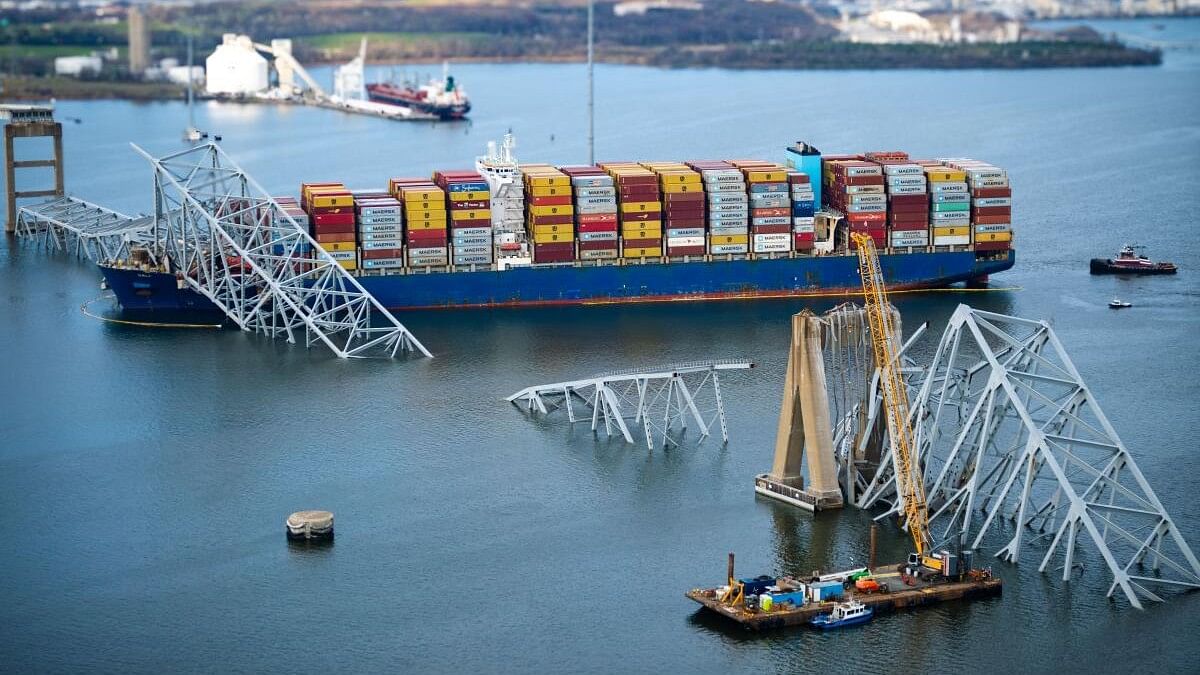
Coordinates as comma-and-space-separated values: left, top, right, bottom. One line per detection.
1090, 245, 1177, 275
1109, 297, 1133, 309
810, 599, 874, 629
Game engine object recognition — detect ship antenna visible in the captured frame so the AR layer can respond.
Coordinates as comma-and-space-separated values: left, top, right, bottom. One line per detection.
587, 0, 595, 165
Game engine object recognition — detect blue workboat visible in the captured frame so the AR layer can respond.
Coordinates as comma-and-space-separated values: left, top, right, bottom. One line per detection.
810, 600, 874, 629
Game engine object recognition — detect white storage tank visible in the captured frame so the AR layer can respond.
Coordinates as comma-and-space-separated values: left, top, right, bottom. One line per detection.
205, 34, 268, 96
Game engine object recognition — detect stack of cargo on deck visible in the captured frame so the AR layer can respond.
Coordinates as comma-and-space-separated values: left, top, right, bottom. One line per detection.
560, 165, 618, 261
390, 177, 448, 268
941, 159, 1012, 254
301, 182, 356, 270
922, 164, 971, 249
822, 157, 886, 250
522, 164, 576, 264
643, 162, 704, 258
600, 162, 662, 259
734, 161, 792, 255
687, 161, 747, 255
868, 151, 929, 251
435, 170, 493, 267
352, 189, 404, 271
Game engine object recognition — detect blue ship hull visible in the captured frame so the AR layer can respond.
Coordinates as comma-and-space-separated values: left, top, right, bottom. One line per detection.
98, 250, 1014, 313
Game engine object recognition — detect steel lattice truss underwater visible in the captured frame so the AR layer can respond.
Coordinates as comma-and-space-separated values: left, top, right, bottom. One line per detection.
508, 360, 753, 449
133, 142, 429, 359
857, 304, 1200, 609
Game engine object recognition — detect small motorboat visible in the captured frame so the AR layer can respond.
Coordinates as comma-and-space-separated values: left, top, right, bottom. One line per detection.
1090, 245, 1177, 275
810, 599, 874, 629
1109, 298, 1133, 309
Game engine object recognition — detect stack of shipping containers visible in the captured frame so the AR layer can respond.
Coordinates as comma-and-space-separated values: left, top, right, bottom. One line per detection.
689, 161, 748, 256
788, 171, 816, 253
600, 162, 662, 259
643, 162, 705, 257
354, 191, 404, 272
560, 165, 618, 261
435, 170, 493, 267
733, 161, 791, 255
866, 151, 930, 251
301, 182, 357, 270
823, 159, 887, 250
923, 165, 971, 249
943, 159, 1012, 254
391, 178, 449, 268
522, 165, 576, 264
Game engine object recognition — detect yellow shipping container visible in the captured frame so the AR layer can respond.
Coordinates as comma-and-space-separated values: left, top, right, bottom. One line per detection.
407, 210, 448, 223
449, 191, 489, 202
975, 231, 1013, 243
661, 183, 703, 194
933, 226, 970, 238
621, 220, 662, 231
658, 173, 701, 185
321, 241, 357, 252
527, 176, 570, 188
620, 201, 661, 214
532, 223, 574, 235
529, 204, 574, 216
451, 209, 492, 221
745, 170, 786, 183
336, 259, 358, 271
530, 185, 570, 198
407, 219, 447, 231
924, 168, 967, 182
404, 201, 446, 214
533, 231, 575, 244
710, 234, 749, 245
622, 229, 662, 240
623, 247, 663, 258
401, 189, 444, 201
309, 193, 354, 208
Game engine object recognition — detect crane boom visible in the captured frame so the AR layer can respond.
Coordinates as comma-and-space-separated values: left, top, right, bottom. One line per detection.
852, 232, 931, 557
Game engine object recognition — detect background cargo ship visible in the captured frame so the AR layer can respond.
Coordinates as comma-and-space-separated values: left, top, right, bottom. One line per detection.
99, 137, 1015, 312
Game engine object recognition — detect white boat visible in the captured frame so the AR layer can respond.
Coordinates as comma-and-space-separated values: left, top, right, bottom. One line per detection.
810, 599, 874, 629
1109, 298, 1133, 309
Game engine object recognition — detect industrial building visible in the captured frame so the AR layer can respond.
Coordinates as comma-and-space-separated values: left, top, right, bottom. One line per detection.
127, 6, 150, 74
205, 34, 269, 96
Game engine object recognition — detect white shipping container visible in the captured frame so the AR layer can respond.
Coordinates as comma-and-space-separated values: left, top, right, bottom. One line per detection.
710, 225, 749, 236
888, 185, 927, 195
409, 246, 447, 257
932, 235, 971, 246
667, 227, 705, 237
710, 243, 749, 254
794, 223, 815, 234
883, 164, 923, 176
571, 175, 613, 187
753, 233, 790, 244
847, 203, 886, 213
931, 182, 969, 193
849, 194, 885, 205
666, 236, 705, 247
973, 197, 1012, 207
753, 240, 791, 253
752, 216, 790, 226
327, 250, 356, 261
975, 223, 1012, 233
844, 185, 885, 195
361, 239, 403, 250
971, 177, 1010, 188
452, 227, 491, 238
846, 165, 882, 177
792, 217, 815, 226
887, 175, 927, 187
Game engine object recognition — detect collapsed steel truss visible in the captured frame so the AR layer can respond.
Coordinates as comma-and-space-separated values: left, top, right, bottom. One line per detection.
860, 305, 1199, 608
15, 195, 155, 263
133, 142, 429, 359
508, 360, 753, 449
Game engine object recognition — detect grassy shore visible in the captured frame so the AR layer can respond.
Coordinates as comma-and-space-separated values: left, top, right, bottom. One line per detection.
0, 75, 184, 102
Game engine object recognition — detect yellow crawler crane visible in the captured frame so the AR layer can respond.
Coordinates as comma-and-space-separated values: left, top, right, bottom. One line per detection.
851, 233, 932, 560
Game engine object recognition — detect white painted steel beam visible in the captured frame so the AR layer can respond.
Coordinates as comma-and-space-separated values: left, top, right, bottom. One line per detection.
15, 195, 156, 263
507, 360, 753, 450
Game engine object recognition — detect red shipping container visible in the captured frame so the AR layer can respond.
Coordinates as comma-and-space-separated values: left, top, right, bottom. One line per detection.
309, 205, 354, 216
534, 251, 575, 263
975, 241, 1011, 252
530, 195, 572, 207
788, 173, 811, 184
314, 232, 357, 243
889, 211, 929, 223
667, 245, 706, 256
666, 206, 705, 219
973, 187, 1012, 198
974, 215, 1011, 225
665, 217, 705, 229
889, 221, 929, 232
578, 220, 619, 233
450, 218, 491, 230
533, 242, 575, 254
620, 212, 658, 223
889, 194, 928, 206
578, 213, 618, 225
620, 188, 659, 200
362, 248, 404, 259
407, 230, 449, 244
846, 212, 886, 223
311, 223, 356, 235
664, 192, 704, 204
623, 237, 661, 249
752, 224, 791, 235
312, 212, 356, 227
615, 175, 657, 186
529, 213, 574, 226
973, 206, 1011, 217
752, 207, 790, 218
578, 240, 618, 251
449, 199, 491, 210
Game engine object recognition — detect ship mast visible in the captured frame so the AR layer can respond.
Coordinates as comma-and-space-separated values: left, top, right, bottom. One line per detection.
587, 0, 595, 165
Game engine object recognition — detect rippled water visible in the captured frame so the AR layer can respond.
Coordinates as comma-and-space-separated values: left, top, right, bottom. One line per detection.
2, 17, 1199, 673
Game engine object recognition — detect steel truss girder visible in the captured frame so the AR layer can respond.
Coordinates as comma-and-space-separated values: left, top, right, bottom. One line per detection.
507, 360, 753, 449
899, 304, 1200, 608
133, 142, 430, 359
15, 195, 155, 263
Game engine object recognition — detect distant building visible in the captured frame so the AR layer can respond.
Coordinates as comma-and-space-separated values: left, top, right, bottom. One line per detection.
54, 55, 103, 77
613, 1, 703, 17
205, 34, 269, 96
128, 6, 150, 75
166, 65, 205, 87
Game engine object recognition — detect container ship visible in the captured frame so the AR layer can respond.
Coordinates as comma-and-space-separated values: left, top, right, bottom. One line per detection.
365, 64, 470, 121
99, 136, 1015, 312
